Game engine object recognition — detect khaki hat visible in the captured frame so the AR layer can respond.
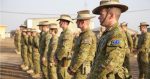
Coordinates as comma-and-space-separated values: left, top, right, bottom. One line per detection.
57, 14, 73, 22
74, 10, 95, 20
139, 22, 149, 27
27, 28, 32, 32
31, 29, 41, 33
20, 24, 27, 28
120, 22, 127, 26
92, 0, 128, 15
37, 21, 50, 26
22, 29, 27, 32
49, 23, 58, 29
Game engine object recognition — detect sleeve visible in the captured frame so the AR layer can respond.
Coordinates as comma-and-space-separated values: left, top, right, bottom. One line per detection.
49, 37, 58, 63
57, 32, 73, 60
35, 36, 40, 48
141, 33, 150, 49
69, 36, 92, 72
24, 35, 28, 45
43, 34, 52, 57
126, 32, 133, 49
101, 37, 126, 72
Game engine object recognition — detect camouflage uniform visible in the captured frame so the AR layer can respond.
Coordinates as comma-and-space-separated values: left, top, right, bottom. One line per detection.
40, 31, 52, 79
88, 23, 128, 79
48, 34, 58, 79
123, 31, 133, 73
27, 34, 34, 70
32, 33, 41, 76
137, 32, 150, 79
21, 32, 29, 67
56, 28, 74, 79
69, 29, 96, 79
14, 30, 21, 54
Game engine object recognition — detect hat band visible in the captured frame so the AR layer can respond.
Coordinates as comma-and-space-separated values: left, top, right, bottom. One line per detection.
77, 14, 92, 18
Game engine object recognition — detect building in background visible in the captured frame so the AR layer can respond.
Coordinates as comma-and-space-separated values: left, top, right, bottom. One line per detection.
25, 17, 94, 36
0, 25, 7, 39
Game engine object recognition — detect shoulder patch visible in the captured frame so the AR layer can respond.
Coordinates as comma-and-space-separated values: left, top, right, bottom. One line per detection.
111, 40, 120, 45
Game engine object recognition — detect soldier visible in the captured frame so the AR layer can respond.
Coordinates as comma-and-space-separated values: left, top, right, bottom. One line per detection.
67, 10, 97, 79
21, 29, 29, 71
14, 24, 27, 55
88, 0, 129, 79
26, 28, 34, 74
19, 24, 27, 68
55, 14, 74, 79
120, 22, 133, 74
137, 22, 150, 79
48, 23, 59, 79
31, 29, 41, 78
39, 21, 52, 79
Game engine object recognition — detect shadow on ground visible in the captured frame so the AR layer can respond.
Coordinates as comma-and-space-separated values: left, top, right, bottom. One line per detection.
0, 62, 32, 79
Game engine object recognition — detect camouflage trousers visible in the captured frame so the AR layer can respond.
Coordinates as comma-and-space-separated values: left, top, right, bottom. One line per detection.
27, 47, 33, 70
88, 67, 130, 79
33, 48, 41, 74
148, 52, 150, 79
21, 46, 29, 66
48, 65, 58, 79
57, 60, 71, 79
123, 49, 131, 74
40, 58, 48, 79
15, 41, 21, 52
137, 51, 149, 79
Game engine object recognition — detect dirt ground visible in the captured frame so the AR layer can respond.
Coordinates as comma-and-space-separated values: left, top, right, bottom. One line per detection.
0, 38, 139, 79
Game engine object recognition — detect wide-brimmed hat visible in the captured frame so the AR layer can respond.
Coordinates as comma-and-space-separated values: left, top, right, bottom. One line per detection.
27, 28, 32, 32
92, 0, 128, 15
139, 22, 149, 27
74, 10, 95, 20
37, 21, 50, 26
57, 14, 73, 22
20, 24, 27, 28
49, 23, 58, 29
120, 22, 127, 26
31, 29, 41, 33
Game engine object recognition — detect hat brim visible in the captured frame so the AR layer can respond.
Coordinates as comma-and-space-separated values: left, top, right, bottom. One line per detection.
37, 24, 49, 26
139, 25, 149, 27
73, 16, 95, 20
57, 19, 73, 23
93, 2, 128, 15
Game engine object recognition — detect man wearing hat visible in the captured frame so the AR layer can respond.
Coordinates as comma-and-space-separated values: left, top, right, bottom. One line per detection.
88, 0, 129, 79
21, 29, 29, 71
55, 14, 74, 79
38, 21, 52, 79
14, 24, 27, 55
26, 28, 34, 74
31, 29, 41, 78
137, 22, 150, 79
120, 22, 133, 74
67, 10, 97, 79
47, 23, 58, 79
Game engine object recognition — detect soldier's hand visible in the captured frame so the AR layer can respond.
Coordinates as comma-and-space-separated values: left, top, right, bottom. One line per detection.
42, 57, 46, 62
67, 67, 75, 75
49, 63, 53, 66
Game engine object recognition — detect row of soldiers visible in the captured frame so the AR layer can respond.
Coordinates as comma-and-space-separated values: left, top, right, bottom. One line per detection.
14, 0, 150, 79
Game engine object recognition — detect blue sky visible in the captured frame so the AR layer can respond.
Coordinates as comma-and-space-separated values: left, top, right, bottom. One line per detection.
0, 0, 150, 32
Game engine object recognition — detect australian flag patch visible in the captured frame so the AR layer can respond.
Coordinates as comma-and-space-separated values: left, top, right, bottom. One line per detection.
112, 40, 120, 45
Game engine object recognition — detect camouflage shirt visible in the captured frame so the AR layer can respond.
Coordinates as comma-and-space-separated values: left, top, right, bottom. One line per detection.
88, 23, 128, 79
56, 28, 74, 61
69, 28, 97, 72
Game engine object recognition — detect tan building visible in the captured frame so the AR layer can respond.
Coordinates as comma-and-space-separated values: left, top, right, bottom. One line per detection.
0, 25, 7, 39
